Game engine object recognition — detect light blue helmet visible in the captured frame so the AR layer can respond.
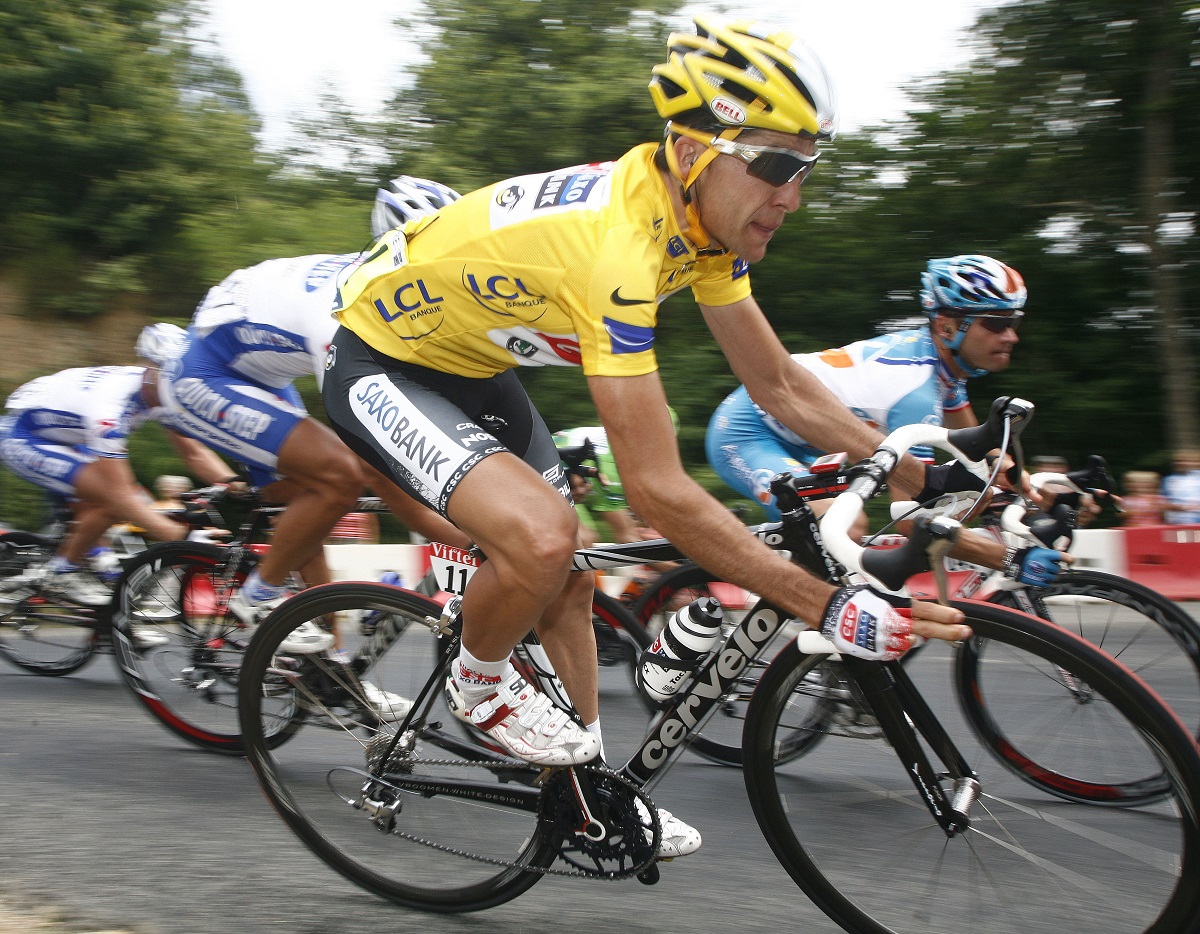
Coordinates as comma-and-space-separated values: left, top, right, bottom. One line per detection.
920, 255, 1026, 377
919, 254, 1026, 315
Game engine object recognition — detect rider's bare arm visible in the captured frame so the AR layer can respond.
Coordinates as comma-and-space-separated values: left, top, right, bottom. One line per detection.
699, 297, 928, 499
76, 457, 190, 542
588, 372, 966, 643
165, 430, 241, 486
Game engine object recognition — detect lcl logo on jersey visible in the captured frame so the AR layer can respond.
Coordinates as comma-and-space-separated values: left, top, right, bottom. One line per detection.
371, 279, 446, 337
463, 271, 547, 318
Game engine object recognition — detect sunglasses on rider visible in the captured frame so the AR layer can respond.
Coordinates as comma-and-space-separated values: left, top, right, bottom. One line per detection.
970, 311, 1024, 334
669, 123, 820, 187
707, 136, 820, 187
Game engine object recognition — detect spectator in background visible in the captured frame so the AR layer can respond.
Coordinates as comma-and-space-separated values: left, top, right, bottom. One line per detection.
326, 504, 381, 545
1162, 450, 1200, 525
1121, 471, 1167, 527
1030, 455, 1070, 475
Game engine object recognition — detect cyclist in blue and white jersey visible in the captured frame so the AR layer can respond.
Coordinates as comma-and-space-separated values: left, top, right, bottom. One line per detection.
708, 254, 1026, 520
0, 363, 234, 606
151, 178, 468, 666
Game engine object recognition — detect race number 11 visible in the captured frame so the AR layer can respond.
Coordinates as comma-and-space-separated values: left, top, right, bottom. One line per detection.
427, 541, 480, 596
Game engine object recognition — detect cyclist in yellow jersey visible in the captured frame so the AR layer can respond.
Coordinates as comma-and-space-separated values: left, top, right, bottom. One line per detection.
322, 17, 972, 859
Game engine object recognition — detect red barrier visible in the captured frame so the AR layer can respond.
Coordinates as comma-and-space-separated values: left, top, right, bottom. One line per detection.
1121, 525, 1200, 601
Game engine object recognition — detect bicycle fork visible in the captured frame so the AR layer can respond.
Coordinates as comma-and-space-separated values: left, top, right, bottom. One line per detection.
843, 655, 981, 836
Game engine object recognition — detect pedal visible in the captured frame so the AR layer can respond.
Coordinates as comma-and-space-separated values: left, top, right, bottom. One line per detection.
637, 862, 661, 885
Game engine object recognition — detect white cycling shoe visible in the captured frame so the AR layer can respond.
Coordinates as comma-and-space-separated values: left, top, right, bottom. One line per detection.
227, 590, 333, 654
635, 798, 703, 859
361, 681, 412, 722
458, 669, 600, 767
447, 675, 696, 856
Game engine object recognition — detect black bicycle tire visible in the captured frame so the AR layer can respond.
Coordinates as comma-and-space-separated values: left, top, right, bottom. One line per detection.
239, 582, 556, 912
964, 569, 1200, 804
110, 542, 301, 755
742, 599, 1200, 934
0, 531, 100, 675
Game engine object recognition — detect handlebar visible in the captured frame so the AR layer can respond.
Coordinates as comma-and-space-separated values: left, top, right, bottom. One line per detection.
557, 440, 598, 479
820, 397, 1035, 593
999, 454, 1116, 549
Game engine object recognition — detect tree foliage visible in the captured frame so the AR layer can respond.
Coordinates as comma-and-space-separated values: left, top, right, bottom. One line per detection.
2, 0, 1198, 528
376, 0, 678, 192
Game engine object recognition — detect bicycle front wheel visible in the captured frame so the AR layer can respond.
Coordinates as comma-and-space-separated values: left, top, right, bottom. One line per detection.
743, 600, 1200, 934
111, 542, 301, 754
239, 583, 556, 912
0, 531, 100, 676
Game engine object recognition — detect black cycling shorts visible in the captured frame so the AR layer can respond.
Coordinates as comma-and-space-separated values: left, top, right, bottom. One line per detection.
321, 327, 569, 515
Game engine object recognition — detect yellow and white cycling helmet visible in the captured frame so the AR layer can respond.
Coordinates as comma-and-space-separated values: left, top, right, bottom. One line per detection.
649, 17, 838, 247
650, 16, 838, 141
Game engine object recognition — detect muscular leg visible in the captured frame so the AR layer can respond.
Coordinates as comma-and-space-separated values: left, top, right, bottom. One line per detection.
59, 499, 118, 565
446, 452, 586, 679
533, 563, 599, 723
254, 419, 362, 587
359, 459, 472, 549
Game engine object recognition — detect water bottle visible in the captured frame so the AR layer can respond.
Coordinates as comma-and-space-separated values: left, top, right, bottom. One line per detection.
637, 596, 724, 703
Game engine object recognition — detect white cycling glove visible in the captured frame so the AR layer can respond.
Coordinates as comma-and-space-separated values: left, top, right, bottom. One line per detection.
819, 585, 922, 661
186, 528, 227, 544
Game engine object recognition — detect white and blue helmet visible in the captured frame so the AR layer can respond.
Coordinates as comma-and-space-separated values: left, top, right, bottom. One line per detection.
920, 255, 1026, 377
135, 322, 187, 367
370, 175, 462, 238
920, 254, 1026, 315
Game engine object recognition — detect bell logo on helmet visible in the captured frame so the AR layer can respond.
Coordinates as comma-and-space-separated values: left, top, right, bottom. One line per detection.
711, 97, 747, 125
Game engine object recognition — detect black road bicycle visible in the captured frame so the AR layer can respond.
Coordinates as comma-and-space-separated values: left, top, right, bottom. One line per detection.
236, 398, 1200, 933
0, 499, 144, 676
630, 456, 1200, 769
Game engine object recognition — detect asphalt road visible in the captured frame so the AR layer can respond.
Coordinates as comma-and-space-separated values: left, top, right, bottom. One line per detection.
3, 603, 1198, 934
0, 652, 836, 934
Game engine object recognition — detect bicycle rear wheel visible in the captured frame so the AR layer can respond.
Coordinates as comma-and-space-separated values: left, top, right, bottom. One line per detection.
0, 531, 100, 675
743, 600, 1200, 934
111, 542, 302, 754
239, 583, 556, 912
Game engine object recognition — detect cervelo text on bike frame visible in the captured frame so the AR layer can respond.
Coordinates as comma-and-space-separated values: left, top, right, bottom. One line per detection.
623, 601, 788, 784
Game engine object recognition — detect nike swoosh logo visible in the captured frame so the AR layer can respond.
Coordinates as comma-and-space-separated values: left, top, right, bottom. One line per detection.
610, 287, 654, 307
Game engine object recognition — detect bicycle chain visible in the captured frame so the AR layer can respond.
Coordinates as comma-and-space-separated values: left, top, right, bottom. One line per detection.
355, 753, 660, 880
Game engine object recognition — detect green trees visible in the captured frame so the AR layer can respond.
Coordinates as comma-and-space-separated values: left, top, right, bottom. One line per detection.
0, 1, 263, 312
0, 0, 1196, 524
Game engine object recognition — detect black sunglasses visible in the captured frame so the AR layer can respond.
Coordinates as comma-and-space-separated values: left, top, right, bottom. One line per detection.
708, 137, 820, 187
970, 311, 1024, 334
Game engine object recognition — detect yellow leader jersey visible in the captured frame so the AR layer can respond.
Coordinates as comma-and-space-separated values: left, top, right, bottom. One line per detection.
332, 143, 752, 379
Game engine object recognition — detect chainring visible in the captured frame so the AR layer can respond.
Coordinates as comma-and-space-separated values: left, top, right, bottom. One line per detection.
542, 764, 660, 879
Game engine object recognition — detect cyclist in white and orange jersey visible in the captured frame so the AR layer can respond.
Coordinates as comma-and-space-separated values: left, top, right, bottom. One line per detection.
708, 255, 1027, 520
